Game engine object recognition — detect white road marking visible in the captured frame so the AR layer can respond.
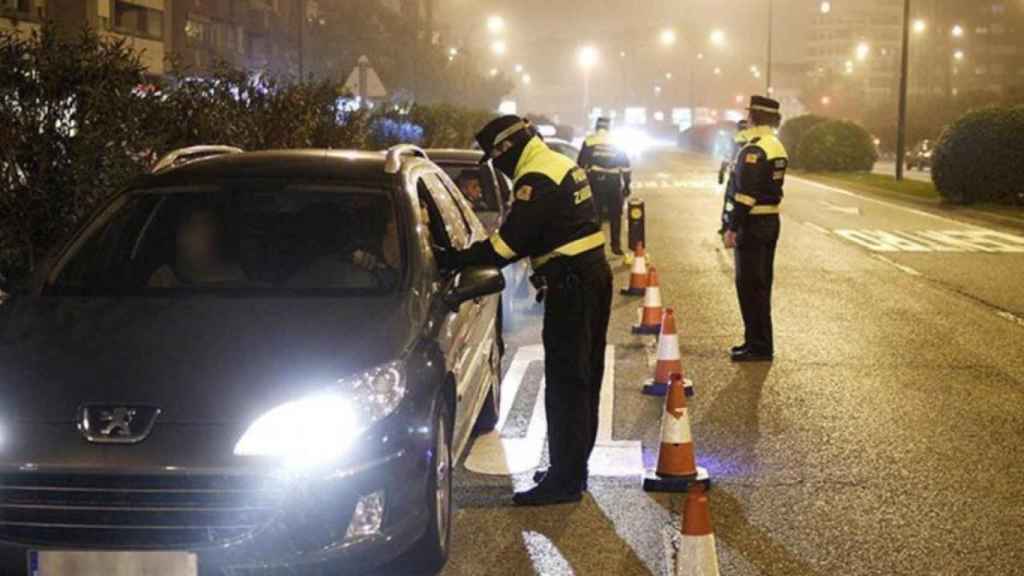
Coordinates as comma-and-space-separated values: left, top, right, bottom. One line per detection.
872, 254, 922, 276
802, 221, 831, 235
996, 311, 1024, 329
834, 229, 1024, 253
791, 176, 989, 231
819, 200, 862, 215
464, 345, 644, 478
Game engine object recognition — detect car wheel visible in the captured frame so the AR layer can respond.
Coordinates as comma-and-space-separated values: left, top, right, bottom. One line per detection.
474, 336, 503, 433
408, 399, 452, 572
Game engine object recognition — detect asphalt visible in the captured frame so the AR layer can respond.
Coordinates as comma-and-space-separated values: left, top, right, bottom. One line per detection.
432, 149, 1024, 576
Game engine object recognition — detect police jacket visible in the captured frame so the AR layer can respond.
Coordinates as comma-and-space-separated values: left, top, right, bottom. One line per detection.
728, 126, 788, 231
722, 128, 753, 227
577, 130, 632, 190
457, 137, 605, 272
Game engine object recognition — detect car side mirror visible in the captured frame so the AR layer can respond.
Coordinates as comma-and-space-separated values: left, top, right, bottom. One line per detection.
443, 266, 505, 311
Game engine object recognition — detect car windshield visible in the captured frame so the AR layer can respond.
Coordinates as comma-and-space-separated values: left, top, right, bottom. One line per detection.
48, 183, 403, 297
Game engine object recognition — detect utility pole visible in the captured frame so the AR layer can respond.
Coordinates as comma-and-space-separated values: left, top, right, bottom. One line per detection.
766, 0, 774, 94
895, 0, 911, 181
297, 0, 305, 79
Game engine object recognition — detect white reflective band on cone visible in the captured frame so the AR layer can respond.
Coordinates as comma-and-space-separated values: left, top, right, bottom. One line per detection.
660, 409, 692, 444
678, 535, 720, 576
657, 334, 681, 360
636, 307, 643, 326
631, 256, 647, 274
644, 286, 662, 307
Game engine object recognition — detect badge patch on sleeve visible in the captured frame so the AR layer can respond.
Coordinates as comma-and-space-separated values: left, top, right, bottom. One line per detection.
515, 185, 534, 202
745, 153, 760, 164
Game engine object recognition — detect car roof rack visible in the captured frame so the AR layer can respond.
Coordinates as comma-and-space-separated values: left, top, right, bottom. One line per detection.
384, 144, 428, 174
151, 145, 244, 174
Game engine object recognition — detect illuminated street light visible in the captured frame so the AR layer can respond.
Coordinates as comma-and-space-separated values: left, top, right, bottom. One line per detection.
697, 52, 705, 60
489, 68, 499, 77
522, 74, 531, 85
713, 67, 722, 76
913, 19, 927, 34
953, 50, 965, 61
514, 64, 523, 73
710, 29, 726, 47
659, 28, 677, 47
821, 95, 831, 106
486, 15, 505, 35
856, 41, 871, 61
665, 72, 673, 80
951, 24, 964, 38
577, 45, 599, 70
448, 47, 458, 57
820, 1, 831, 14
491, 40, 507, 56
654, 85, 662, 95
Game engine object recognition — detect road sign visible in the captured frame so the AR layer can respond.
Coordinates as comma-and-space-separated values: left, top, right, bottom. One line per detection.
343, 55, 387, 102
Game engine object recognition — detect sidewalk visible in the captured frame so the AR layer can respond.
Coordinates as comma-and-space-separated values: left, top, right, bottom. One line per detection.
795, 171, 1024, 233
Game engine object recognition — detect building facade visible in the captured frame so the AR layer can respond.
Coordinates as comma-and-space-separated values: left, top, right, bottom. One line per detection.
0, 0, 47, 38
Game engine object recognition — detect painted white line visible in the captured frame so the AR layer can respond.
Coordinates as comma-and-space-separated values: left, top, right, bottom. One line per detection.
791, 176, 987, 231
802, 221, 831, 235
872, 254, 922, 276
495, 345, 542, 430
819, 200, 861, 215
996, 311, 1024, 329
597, 345, 616, 443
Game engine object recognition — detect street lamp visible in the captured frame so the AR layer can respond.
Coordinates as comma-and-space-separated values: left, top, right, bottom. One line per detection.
491, 40, 507, 56
820, 1, 831, 14
522, 74, 532, 85
710, 29, 726, 47
487, 15, 505, 35
951, 24, 964, 38
856, 41, 871, 61
659, 28, 677, 47
514, 64, 523, 73
953, 50, 965, 61
913, 19, 927, 34
578, 45, 599, 124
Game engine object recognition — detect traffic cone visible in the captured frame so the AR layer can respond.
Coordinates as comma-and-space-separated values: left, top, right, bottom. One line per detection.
643, 374, 710, 492
632, 267, 663, 335
643, 309, 694, 397
620, 242, 648, 296
676, 483, 720, 576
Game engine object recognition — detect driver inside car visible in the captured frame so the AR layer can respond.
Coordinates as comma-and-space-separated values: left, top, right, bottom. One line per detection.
456, 169, 489, 212
149, 206, 247, 287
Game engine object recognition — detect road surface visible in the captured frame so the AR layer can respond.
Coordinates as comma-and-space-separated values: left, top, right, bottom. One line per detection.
435, 150, 1024, 576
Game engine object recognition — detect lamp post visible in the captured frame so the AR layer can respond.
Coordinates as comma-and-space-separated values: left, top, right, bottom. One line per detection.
766, 0, 774, 94
895, 0, 911, 181
578, 45, 599, 125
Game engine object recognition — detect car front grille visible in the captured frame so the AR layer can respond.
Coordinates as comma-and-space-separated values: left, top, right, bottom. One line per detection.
0, 472, 283, 549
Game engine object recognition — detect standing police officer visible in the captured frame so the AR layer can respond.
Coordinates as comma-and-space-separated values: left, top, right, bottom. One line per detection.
441, 115, 613, 506
723, 96, 787, 362
719, 119, 751, 236
578, 117, 632, 256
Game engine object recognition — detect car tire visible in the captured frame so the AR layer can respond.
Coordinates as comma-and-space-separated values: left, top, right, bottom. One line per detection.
408, 398, 453, 573
474, 335, 503, 433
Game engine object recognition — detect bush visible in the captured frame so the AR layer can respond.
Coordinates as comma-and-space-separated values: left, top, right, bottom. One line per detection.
797, 120, 878, 173
932, 106, 1024, 206
779, 114, 828, 169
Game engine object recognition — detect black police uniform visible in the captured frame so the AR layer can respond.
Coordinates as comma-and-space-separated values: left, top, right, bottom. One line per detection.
719, 124, 751, 235
729, 120, 787, 359
577, 123, 632, 254
449, 117, 612, 505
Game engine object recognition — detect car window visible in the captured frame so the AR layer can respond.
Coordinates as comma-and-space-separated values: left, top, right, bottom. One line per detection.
49, 183, 403, 296
438, 171, 488, 241
440, 164, 501, 214
422, 173, 470, 249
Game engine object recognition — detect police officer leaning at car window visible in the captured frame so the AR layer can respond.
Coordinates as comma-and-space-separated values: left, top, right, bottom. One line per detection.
723, 96, 787, 363
577, 117, 632, 256
439, 115, 613, 506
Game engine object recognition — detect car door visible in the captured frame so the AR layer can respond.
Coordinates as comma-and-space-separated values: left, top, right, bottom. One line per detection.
419, 172, 497, 457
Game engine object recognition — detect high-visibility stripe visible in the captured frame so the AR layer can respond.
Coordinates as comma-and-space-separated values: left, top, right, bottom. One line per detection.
493, 121, 529, 147
660, 408, 692, 444
531, 231, 605, 269
750, 204, 781, 215
490, 235, 517, 259
735, 193, 757, 207
656, 334, 681, 361
589, 166, 623, 174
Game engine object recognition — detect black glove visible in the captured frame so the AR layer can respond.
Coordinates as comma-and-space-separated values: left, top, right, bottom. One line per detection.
433, 245, 459, 272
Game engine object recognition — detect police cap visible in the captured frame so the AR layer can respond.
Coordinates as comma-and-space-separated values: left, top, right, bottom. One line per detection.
747, 95, 781, 114
475, 115, 532, 163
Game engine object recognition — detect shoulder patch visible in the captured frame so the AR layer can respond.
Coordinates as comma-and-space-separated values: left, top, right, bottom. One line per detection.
745, 153, 760, 164
571, 167, 588, 184
515, 185, 534, 202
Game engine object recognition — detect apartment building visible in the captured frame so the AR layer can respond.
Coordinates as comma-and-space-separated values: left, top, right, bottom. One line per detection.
0, 0, 47, 38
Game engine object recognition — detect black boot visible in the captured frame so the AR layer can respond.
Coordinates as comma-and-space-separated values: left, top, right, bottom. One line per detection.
531, 469, 588, 491
513, 478, 583, 507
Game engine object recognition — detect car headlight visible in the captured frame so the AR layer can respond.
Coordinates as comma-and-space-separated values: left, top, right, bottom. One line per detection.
234, 362, 406, 468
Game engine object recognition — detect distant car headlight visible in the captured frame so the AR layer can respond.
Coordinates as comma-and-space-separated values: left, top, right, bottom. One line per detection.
234, 363, 406, 468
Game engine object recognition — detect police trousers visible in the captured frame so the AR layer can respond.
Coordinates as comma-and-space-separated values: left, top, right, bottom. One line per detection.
735, 215, 780, 354
540, 249, 613, 491
592, 178, 625, 251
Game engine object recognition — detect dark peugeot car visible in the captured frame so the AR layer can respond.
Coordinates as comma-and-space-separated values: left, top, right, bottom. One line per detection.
0, 146, 505, 575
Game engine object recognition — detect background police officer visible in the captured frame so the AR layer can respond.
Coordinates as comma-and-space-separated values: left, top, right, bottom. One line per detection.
719, 119, 751, 236
577, 117, 632, 255
723, 96, 787, 362
442, 115, 613, 506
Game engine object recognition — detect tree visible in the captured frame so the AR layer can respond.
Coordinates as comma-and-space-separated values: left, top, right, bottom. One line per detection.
797, 120, 878, 173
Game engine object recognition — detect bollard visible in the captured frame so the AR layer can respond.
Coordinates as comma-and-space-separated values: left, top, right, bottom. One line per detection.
627, 198, 646, 255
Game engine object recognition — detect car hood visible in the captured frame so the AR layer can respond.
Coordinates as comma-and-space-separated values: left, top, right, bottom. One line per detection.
0, 296, 419, 424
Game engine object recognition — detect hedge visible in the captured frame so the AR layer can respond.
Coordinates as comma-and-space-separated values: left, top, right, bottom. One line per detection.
779, 114, 828, 169
932, 105, 1024, 206
797, 120, 878, 173
0, 24, 498, 275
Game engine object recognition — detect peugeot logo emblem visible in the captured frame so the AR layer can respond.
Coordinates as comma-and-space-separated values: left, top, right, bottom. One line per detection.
78, 404, 161, 444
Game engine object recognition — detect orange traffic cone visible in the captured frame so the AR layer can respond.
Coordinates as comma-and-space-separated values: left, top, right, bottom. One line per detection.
620, 242, 649, 296
643, 309, 694, 397
676, 483, 720, 576
632, 267, 663, 335
643, 374, 710, 492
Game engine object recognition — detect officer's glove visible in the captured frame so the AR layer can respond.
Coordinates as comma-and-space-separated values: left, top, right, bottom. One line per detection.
433, 245, 460, 273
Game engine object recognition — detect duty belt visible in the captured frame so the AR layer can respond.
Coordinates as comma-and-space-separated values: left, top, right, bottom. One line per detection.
531, 231, 606, 270
749, 204, 781, 215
